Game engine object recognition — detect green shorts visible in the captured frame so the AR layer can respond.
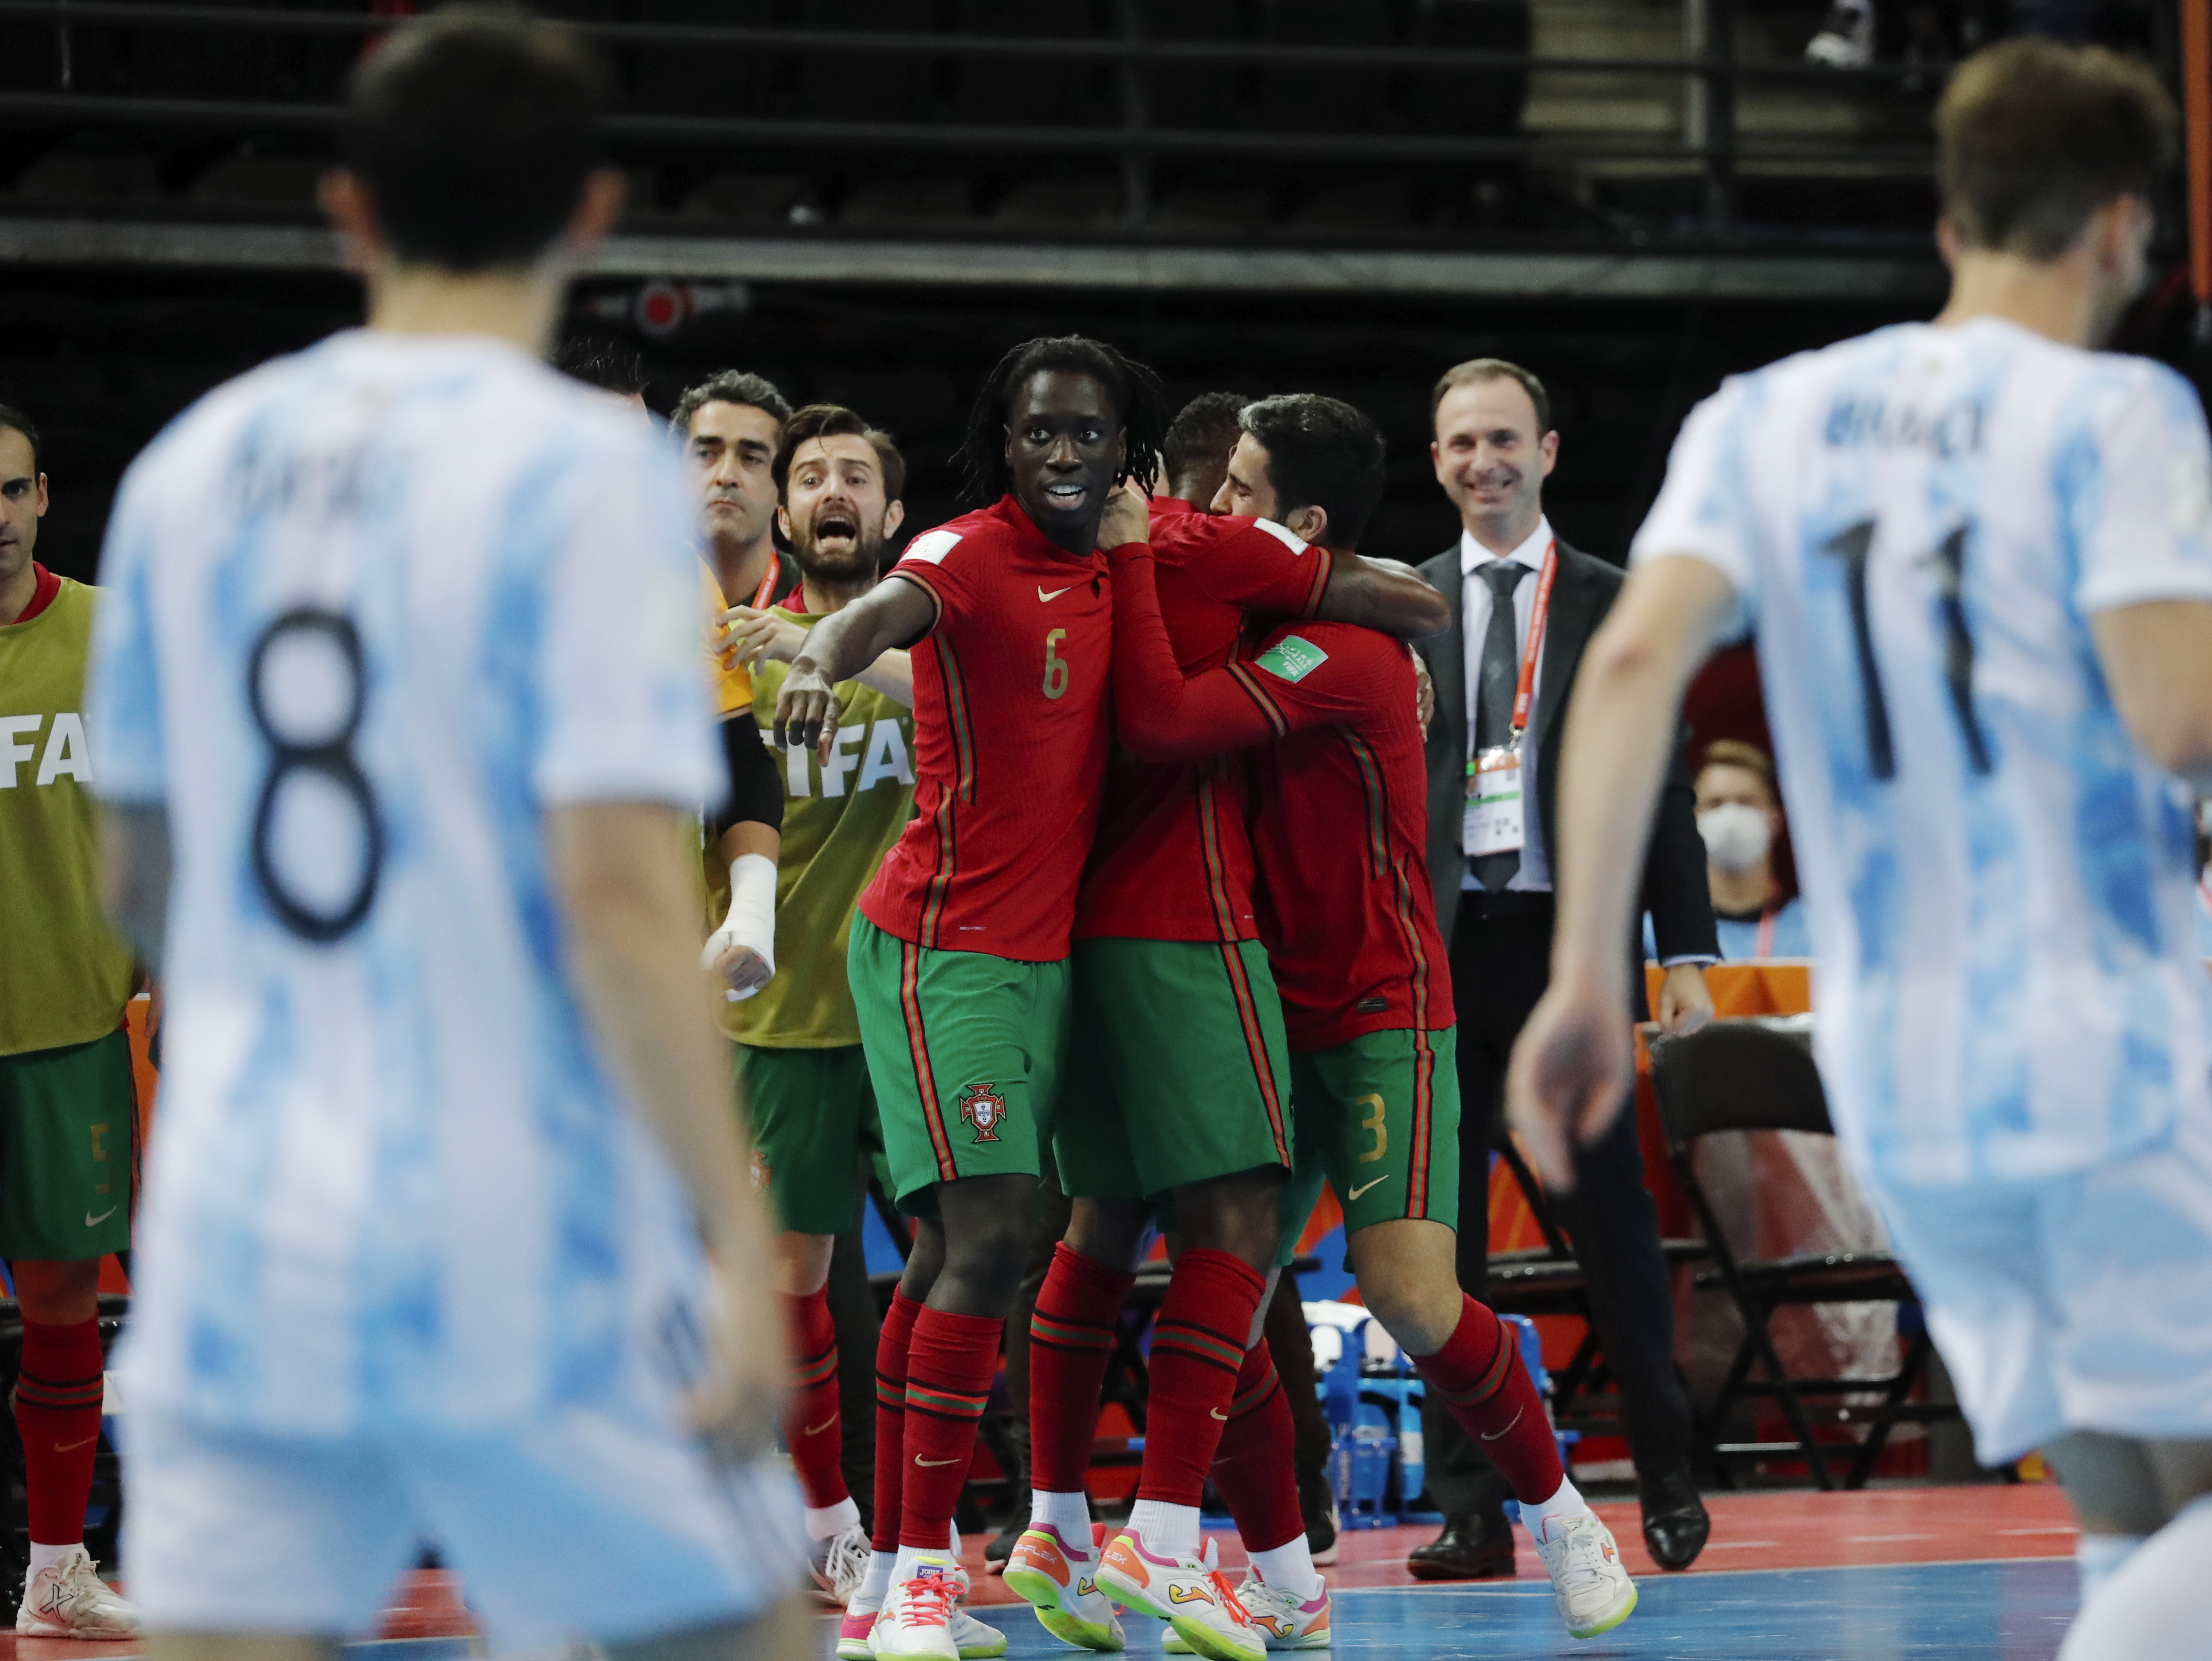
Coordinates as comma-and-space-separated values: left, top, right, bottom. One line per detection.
0, 1029, 137, 1261
1055, 937, 1294, 1202
733, 1043, 888, 1237
848, 913, 1070, 1211
1279, 1027, 1460, 1261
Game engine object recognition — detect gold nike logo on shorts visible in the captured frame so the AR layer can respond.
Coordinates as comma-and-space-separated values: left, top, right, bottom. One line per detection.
1346, 1176, 1389, 1202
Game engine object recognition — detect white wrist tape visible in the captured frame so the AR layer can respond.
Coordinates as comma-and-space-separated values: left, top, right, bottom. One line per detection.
703, 852, 778, 1000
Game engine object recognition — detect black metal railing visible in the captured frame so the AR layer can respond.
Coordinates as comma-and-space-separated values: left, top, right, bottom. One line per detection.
0, 0, 1947, 230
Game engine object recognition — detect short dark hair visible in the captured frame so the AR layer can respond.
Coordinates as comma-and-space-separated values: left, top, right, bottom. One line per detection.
959, 335, 1168, 505
551, 334, 647, 397
1936, 39, 2176, 259
342, 5, 608, 272
673, 370, 794, 436
1239, 394, 1386, 551
1162, 391, 1248, 494
0, 403, 40, 473
774, 403, 907, 503
1431, 358, 1552, 435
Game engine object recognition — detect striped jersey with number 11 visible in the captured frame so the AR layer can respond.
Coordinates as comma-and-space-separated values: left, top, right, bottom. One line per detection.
1631, 315, 2212, 1188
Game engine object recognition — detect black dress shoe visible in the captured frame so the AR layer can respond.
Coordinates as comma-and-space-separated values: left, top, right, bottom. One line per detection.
1639, 1466, 1711, 1571
1406, 1512, 1517, 1580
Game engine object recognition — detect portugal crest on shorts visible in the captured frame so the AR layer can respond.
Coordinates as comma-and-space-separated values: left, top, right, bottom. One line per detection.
959, 1083, 1009, 1144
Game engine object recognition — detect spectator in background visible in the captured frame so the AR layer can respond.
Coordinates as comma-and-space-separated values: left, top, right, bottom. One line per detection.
1695, 741, 1811, 960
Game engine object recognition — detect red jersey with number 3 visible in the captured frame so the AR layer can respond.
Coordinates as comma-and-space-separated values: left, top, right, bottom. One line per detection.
1075, 506, 1333, 943
857, 494, 1111, 962
1106, 548, 1452, 1047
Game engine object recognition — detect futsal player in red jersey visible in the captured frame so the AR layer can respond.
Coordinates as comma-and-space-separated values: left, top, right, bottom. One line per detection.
1006, 408, 1448, 1661
775, 337, 1168, 1661
1102, 395, 1641, 1645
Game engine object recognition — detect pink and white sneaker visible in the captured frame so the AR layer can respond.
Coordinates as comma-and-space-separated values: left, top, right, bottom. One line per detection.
838, 1606, 880, 1661
1165, 1569, 1329, 1651
15, 1545, 138, 1639
1096, 1533, 1263, 1661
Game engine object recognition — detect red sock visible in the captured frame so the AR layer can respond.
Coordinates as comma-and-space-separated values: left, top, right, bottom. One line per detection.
872, 1289, 925, 1554
1207, 1339, 1304, 1553
1136, 1248, 1267, 1507
1412, 1295, 1563, 1503
900, 1306, 1003, 1550
782, 1288, 848, 1511
14, 1318, 103, 1547
1029, 1244, 1136, 1493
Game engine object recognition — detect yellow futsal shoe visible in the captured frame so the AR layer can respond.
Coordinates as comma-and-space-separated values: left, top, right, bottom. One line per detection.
1531, 1511, 1637, 1639
1162, 1569, 1330, 1651
1003, 1524, 1127, 1652
1096, 1533, 1264, 1661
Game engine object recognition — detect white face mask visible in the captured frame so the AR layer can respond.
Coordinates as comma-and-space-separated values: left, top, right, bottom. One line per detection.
1698, 802, 1773, 875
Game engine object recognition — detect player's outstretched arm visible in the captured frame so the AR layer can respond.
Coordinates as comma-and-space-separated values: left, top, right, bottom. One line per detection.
775, 576, 936, 754
2090, 600, 2212, 790
724, 606, 917, 706
98, 804, 171, 973
1107, 541, 1341, 762
547, 800, 785, 1460
1314, 553, 1452, 640
1505, 553, 1736, 1193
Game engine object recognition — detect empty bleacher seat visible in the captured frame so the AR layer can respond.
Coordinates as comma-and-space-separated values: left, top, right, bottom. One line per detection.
990, 175, 1123, 231
837, 176, 977, 227
189, 154, 326, 210
681, 170, 821, 226
14, 150, 163, 206
1150, 180, 1271, 232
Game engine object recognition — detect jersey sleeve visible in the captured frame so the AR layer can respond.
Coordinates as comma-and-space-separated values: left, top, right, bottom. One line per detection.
85, 460, 167, 805
1630, 375, 1759, 633
1183, 516, 1335, 620
534, 427, 723, 809
1109, 545, 1397, 763
2069, 361, 2212, 615
882, 526, 972, 639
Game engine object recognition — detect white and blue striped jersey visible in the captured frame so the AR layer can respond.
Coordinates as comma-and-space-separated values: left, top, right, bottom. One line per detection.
1633, 316, 2212, 1188
87, 331, 726, 1436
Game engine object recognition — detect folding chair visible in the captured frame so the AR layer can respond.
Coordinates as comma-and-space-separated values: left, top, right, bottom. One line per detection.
1648, 1019, 1956, 1490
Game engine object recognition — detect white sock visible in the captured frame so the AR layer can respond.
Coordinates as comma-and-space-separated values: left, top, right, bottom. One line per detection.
890, 1542, 958, 1587
1032, 1489, 1095, 1551
806, 1496, 863, 1542
1519, 1475, 1588, 1538
1250, 1538, 1322, 1601
854, 1550, 898, 1611
2059, 1498, 2212, 1659
2074, 1533, 2145, 1609
1131, 1498, 1202, 1563
25, 1542, 75, 1581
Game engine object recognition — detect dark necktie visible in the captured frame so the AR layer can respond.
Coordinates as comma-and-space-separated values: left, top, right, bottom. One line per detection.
1471, 560, 1528, 892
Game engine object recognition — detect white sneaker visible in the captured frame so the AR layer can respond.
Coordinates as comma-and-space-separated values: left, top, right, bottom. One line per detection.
15, 1545, 138, 1639
871, 1558, 963, 1661
1531, 1511, 1637, 1640
948, 1606, 1009, 1659
812, 1522, 874, 1606
1164, 1569, 1329, 1652
1097, 1533, 1264, 1661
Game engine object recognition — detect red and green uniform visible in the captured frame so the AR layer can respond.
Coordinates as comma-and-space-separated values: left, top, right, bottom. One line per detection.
849, 496, 1111, 1206
1106, 546, 1459, 1246
1057, 506, 1333, 1202
0, 567, 138, 1261
732, 605, 916, 1235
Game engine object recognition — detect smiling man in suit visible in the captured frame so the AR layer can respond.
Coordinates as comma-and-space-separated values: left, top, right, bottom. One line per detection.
1408, 358, 1718, 1577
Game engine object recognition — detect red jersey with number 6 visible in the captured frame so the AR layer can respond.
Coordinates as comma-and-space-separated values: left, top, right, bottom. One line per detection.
1075, 504, 1334, 943
857, 494, 1112, 962
1107, 548, 1452, 1048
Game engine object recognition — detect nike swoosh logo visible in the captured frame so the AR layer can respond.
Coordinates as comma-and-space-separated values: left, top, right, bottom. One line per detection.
915, 1455, 962, 1467
1037, 585, 1073, 602
54, 1436, 98, 1452
1479, 1407, 1525, 1441
84, 1207, 117, 1227
1345, 1177, 1389, 1202
802, 1417, 837, 1436
1211, 1408, 1229, 1421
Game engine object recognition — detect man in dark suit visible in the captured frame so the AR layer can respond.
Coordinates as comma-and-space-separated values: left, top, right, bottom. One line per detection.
1408, 358, 1717, 1576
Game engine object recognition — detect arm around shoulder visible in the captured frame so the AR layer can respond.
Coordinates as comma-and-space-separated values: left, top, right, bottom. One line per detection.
1317, 552, 1452, 640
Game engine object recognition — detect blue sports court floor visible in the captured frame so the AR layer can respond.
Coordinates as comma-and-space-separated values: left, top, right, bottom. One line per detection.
10, 1485, 2082, 1658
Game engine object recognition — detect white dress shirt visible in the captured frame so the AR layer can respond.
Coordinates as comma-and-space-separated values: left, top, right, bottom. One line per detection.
1460, 517, 1554, 893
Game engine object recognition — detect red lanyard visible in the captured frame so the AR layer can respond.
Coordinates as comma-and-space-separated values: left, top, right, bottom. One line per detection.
1507, 539, 1559, 736
1755, 903, 1778, 959
748, 563, 778, 611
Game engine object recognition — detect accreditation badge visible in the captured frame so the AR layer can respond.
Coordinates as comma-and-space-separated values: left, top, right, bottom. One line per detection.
1464, 742, 1526, 857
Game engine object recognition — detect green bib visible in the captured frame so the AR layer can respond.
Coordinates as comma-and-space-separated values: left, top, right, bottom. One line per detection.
724, 607, 918, 1047
0, 579, 135, 1056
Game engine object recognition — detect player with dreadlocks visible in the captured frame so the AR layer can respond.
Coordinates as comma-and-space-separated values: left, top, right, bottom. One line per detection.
776, 336, 1167, 1661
